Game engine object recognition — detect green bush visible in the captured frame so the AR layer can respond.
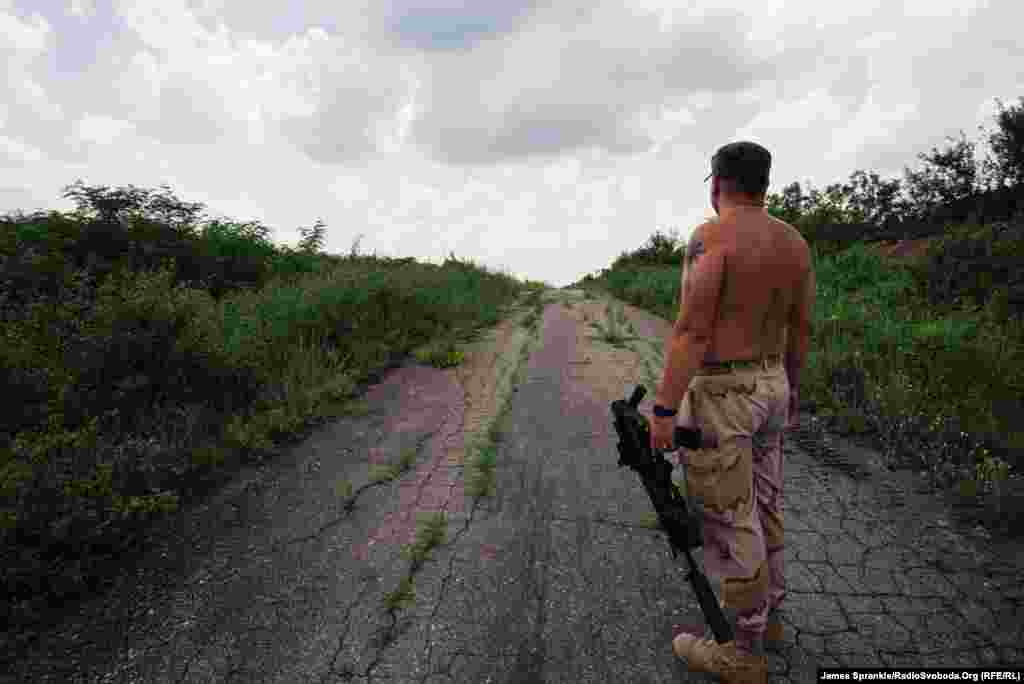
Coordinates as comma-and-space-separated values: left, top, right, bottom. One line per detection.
591, 216, 1024, 489
911, 220, 1024, 315
1, 183, 536, 619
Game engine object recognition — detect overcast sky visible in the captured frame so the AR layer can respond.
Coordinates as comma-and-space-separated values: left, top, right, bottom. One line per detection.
2, 0, 1022, 288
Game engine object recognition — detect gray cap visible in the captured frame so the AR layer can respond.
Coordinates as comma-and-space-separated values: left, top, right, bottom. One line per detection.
704, 141, 772, 189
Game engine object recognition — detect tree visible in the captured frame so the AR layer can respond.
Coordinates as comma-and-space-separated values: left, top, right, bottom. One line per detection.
61, 180, 208, 235
788, 182, 861, 228
839, 170, 907, 227
896, 130, 981, 224
297, 218, 328, 254
977, 96, 1024, 191
898, 98, 1024, 226
766, 181, 809, 225
637, 228, 682, 264
765, 95, 1024, 233
349, 232, 366, 259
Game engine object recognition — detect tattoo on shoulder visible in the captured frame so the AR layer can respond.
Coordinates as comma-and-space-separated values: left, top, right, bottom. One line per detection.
687, 234, 706, 265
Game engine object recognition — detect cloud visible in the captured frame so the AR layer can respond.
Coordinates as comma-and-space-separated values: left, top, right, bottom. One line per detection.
1, 6, 50, 53
407, 4, 780, 166
274, 33, 415, 164
68, 0, 96, 19
146, 73, 231, 144
0, 134, 44, 164
1, 0, 1022, 289
68, 3, 415, 163
383, 0, 539, 51
73, 114, 135, 146
0, 5, 72, 165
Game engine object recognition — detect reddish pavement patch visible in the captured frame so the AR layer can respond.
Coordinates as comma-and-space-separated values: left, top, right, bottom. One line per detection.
347, 364, 469, 559
866, 237, 940, 262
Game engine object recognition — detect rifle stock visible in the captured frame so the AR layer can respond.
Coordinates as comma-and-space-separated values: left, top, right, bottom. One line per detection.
611, 384, 735, 644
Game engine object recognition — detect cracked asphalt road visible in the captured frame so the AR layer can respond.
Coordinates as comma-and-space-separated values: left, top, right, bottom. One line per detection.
4, 290, 1022, 683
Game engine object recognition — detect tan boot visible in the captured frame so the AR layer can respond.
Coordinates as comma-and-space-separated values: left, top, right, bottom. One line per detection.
672, 633, 768, 684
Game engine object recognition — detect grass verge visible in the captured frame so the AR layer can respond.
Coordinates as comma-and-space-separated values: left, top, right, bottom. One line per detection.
573, 235, 1024, 529
0, 200, 554, 621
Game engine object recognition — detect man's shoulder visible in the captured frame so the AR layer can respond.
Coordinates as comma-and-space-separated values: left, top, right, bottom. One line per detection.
689, 218, 726, 246
765, 215, 811, 261
763, 213, 802, 237
692, 215, 802, 249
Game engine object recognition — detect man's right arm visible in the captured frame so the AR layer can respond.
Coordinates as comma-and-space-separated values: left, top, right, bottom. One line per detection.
785, 260, 815, 423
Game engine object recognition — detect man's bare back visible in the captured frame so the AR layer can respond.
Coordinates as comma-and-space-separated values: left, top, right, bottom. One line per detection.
682, 206, 811, 363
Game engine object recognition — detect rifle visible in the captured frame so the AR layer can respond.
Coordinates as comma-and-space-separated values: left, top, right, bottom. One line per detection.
611, 384, 735, 644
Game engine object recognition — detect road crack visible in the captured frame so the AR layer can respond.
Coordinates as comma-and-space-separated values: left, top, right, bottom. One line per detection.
278, 430, 441, 551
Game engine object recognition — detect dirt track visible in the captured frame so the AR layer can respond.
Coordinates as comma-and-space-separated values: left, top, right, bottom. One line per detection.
3, 288, 1021, 682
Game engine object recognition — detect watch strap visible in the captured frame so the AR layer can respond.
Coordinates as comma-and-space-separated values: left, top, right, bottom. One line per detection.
653, 403, 678, 417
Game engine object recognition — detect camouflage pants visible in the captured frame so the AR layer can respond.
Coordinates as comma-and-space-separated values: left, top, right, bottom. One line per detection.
677, 357, 788, 650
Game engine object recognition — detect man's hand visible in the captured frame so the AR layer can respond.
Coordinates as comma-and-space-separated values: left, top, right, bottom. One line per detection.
649, 412, 677, 452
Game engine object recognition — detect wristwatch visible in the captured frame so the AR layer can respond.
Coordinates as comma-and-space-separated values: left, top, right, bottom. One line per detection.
653, 403, 678, 417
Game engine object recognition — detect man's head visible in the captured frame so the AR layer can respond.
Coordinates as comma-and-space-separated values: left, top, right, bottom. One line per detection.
704, 141, 772, 215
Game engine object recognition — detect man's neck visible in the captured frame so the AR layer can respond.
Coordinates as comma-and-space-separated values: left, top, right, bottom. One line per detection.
719, 203, 767, 219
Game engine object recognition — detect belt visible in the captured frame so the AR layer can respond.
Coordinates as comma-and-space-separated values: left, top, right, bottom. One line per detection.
697, 353, 784, 375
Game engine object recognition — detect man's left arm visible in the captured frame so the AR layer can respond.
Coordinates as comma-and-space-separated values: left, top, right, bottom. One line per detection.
655, 225, 726, 412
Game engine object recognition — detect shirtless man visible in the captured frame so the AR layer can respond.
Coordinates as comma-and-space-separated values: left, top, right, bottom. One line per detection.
648, 141, 815, 683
